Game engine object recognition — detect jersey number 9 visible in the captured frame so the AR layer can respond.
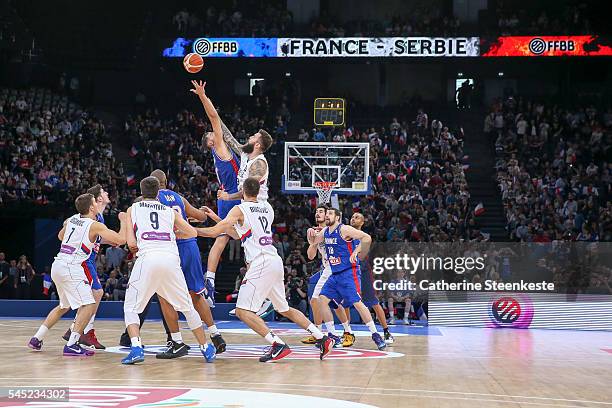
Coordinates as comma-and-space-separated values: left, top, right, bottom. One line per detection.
150, 212, 159, 230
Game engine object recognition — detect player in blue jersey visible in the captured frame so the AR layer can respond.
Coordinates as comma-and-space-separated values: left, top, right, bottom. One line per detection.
311, 208, 387, 350
150, 169, 227, 356
61, 184, 109, 349
190, 80, 241, 308
348, 212, 394, 344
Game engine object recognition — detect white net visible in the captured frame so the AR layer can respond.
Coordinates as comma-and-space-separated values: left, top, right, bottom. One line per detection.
314, 181, 336, 204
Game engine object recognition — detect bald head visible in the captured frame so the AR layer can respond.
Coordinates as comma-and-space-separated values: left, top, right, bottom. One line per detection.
150, 169, 167, 189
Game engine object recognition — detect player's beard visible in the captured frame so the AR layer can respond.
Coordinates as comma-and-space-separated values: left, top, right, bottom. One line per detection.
242, 142, 255, 154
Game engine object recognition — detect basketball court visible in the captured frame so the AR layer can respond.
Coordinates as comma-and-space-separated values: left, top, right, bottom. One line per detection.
2, 318, 611, 407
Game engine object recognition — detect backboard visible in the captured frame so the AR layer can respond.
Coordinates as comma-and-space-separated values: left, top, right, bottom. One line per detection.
282, 142, 371, 195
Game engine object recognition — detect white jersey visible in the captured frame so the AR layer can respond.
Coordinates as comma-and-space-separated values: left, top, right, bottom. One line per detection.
238, 152, 269, 202
317, 238, 332, 275
234, 200, 278, 264
55, 214, 96, 265
131, 200, 179, 257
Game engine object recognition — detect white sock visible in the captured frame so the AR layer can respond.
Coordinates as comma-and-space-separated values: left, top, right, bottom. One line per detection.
324, 321, 336, 335
366, 320, 377, 334
264, 331, 285, 345
206, 271, 216, 279
307, 323, 324, 340
70, 321, 75, 331
131, 336, 142, 347
342, 321, 353, 333
67, 331, 80, 346
84, 314, 95, 333
316, 324, 323, 332
199, 343, 211, 351
34, 325, 49, 341
170, 332, 183, 343
208, 324, 219, 336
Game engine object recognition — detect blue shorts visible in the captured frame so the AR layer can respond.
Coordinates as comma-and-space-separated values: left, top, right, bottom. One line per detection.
83, 259, 102, 290
359, 261, 379, 308
177, 238, 206, 295
320, 269, 362, 307
218, 198, 241, 220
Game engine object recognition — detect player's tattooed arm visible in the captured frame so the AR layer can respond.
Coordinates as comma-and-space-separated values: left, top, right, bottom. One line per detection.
218, 187, 243, 201
221, 120, 244, 155
248, 159, 267, 181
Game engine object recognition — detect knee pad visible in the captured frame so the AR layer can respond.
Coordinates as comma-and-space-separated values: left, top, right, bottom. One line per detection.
183, 308, 203, 330
124, 311, 140, 327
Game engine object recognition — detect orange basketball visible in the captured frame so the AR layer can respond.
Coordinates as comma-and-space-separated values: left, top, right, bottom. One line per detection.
183, 53, 204, 74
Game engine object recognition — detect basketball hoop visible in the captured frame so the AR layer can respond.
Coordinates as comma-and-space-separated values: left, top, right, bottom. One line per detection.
313, 181, 336, 204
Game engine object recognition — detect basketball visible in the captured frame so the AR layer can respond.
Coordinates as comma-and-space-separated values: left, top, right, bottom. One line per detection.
183, 53, 203, 73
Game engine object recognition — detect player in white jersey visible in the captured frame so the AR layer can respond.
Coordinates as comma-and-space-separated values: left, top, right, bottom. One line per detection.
197, 177, 334, 362
301, 205, 354, 347
28, 193, 127, 356
216, 122, 272, 203
121, 176, 216, 365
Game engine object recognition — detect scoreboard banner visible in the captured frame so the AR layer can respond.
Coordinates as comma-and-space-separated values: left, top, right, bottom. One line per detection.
163, 37, 479, 58
163, 35, 610, 58
481, 35, 612, 57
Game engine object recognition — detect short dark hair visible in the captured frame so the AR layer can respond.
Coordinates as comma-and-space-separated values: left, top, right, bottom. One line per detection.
258, 129, 273, 152
140, 176, 160, 199
87, 184, 103, 200
316, 204, 328, 212
327, 207, 342, 217
243, 177, 260, 198
75, 193, 95, 215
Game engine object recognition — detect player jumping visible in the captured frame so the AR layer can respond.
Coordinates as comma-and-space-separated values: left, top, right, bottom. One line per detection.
197, 177, 333, 362
28, 193, 127, 355
311, 208, 387, 351
348, 212, 394, 344
302, 205, 355, 347
121, 176, 216, 365
190, 80, 241, 308
151, 169, 227, 356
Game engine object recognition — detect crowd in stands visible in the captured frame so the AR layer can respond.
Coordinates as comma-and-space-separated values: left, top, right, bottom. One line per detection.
487, 96, 611, 244
488, 1, 595, 35
0, 88, 129, 215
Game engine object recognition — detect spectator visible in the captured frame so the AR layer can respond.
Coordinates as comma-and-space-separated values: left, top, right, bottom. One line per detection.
105, 245, 126, 270
0, 252, 10, 298
285, 275, 308, 316
14, 255, 34, 299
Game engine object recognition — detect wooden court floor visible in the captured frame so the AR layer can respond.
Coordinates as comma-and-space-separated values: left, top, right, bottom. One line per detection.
1, 318, 611, 408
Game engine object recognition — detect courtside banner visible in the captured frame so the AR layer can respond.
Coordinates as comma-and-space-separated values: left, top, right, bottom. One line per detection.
162, 37, 479, 57
481, 35, 612, 57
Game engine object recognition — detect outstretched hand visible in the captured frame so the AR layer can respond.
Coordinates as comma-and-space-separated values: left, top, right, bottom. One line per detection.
189, 80, 206, 98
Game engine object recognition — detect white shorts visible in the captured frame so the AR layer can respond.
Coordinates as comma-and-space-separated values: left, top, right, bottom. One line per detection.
311, 268, 332, 299
51, 260, 96, 310
237, 254, 289, 313
124, 252, 194, 314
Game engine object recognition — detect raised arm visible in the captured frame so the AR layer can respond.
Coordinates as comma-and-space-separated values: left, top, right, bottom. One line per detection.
196, 206, 242, 239
220, 120, 243, 155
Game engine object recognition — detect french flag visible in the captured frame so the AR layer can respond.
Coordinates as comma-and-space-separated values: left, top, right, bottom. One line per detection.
474, 202, 485, 216
376, 172, 383, 184
129, 146, 139, 157
127, 174, 136, 186
352, 197, 360, 212
43, 273, 52, 296
275, 222, 287, 233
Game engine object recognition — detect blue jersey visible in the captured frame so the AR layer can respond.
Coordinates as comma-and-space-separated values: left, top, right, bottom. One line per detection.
324, 224, 360, 275
87, 213, 104, 264
157, 189, 187, 220
212, 147, 240, 194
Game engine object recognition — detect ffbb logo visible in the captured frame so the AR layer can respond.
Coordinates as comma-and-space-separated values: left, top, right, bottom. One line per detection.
529, 38, 575, 55
193, 38, 238, 56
